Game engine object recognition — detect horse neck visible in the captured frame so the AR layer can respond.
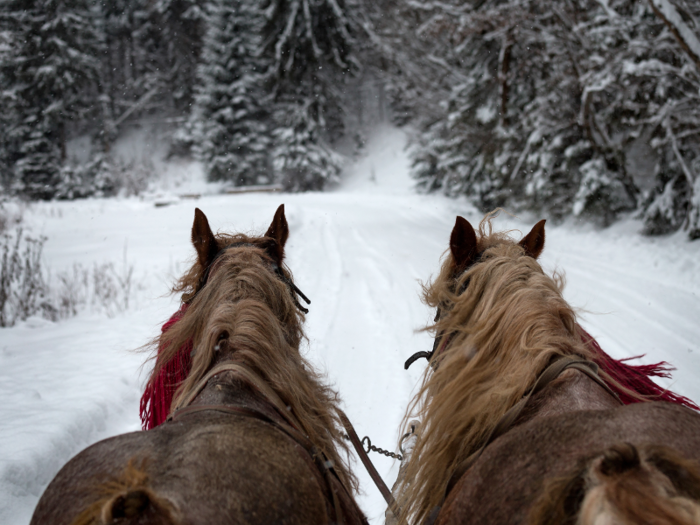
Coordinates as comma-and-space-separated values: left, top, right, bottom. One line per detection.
520, 368, 621, 424
187, 372, 286, 422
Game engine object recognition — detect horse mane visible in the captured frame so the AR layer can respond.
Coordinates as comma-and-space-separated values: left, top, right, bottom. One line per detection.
144, 236, 358, 494
396, 213, 652, 524
528, 443, 700, 525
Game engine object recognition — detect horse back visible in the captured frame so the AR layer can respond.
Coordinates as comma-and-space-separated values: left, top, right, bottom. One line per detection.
437, 402, 700, 525
31, 413, 337, 525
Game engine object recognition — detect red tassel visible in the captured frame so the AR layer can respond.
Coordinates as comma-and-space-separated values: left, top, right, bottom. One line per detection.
579, 326, 699, 411
140, 305, 193, 430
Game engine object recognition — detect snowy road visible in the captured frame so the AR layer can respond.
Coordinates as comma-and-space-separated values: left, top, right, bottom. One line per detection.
2, 127, 700, 524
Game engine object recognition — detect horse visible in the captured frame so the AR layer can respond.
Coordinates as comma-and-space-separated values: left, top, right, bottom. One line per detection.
30, 205, 367, 525
395, 211, 700, 525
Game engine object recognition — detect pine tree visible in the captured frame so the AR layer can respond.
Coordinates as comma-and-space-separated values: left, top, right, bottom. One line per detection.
0, 7, 22, 188
401, 0, 700, 235
151, 0, 205, 113
192, 0, 272, 185
259, 0, 363, 190
2, 0, 102, 199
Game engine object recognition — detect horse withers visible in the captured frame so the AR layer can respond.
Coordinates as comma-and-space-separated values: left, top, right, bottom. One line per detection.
31, 205, 367, 525
396, 211, 700, 525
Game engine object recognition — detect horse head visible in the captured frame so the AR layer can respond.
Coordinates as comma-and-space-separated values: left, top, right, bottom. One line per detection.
142, 205, 356, 495
397, 211, 598, 525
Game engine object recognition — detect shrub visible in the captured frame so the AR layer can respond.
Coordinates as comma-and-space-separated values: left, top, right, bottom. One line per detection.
1, 227, 138, 326
0, 229, 51, 327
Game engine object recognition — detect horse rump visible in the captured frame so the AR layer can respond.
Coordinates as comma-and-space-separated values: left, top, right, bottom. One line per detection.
71, 459, 180, 525
530, 443, 700, 525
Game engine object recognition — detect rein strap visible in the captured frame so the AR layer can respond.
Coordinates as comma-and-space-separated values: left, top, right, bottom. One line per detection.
337, 410, 401, 521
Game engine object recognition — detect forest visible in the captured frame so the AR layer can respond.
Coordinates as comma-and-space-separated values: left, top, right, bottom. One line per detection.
1, 0, 699, 239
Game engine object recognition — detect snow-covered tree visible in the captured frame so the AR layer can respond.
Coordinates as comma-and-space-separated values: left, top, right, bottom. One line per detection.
150, 0, 205, 113
1, 0, 103, 199
272, 97, 344, 191
0, 8, 21, 188
401, 0, 700, 236
259, 0, 363, 190
638, 0, 700, 237
192, 0, 272, 185
99, 0, 204, 134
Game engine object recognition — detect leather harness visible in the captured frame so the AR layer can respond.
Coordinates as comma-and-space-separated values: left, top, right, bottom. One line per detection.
166, 362, 368, 525
420, 354, 625, 524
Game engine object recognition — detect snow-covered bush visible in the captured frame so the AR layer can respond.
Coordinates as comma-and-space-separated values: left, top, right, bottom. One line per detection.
0, 199, 23, 234
54, 258, 135, 319
0, 229, 51, 327
55, 155, 151, 200
0, 226, 139, 326
573, 159, 636, 227
688, 178, 700, 240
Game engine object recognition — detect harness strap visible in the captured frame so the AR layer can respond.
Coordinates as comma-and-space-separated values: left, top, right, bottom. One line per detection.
443, 355, 623, 498
170, 403, 350, 524
167, 363, 365, 525
192, 242, 311, 313
337, 409, 401, 520
171, 362, 306, 432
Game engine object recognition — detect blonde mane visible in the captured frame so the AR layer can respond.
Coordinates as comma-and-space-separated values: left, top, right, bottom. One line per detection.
398, 213, 621, 524
147, 237, 358, 494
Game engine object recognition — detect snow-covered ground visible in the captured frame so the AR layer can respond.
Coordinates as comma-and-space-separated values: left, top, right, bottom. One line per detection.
2, 125, 700, 524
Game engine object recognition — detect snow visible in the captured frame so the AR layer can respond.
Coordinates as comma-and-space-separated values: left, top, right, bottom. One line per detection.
2, 124, 700, 524
650, 0, 700, 65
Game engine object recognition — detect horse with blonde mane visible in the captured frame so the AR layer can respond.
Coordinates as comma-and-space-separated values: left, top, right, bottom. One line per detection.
396, 211, 700, 525
31, 205, 367, 525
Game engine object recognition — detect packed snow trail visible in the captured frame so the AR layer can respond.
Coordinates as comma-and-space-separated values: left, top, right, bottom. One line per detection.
2, 126, 700, 524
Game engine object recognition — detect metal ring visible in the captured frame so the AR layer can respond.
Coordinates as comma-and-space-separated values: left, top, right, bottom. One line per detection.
362, 436, 372, 453
398, 423, 417, 455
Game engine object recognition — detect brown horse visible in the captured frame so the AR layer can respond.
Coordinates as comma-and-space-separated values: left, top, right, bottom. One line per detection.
395, 211, 700, 525
30, 205, 367, 525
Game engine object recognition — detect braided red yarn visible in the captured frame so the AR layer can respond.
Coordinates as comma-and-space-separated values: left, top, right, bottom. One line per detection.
578, 325, 699, 410
139, 304, 192, 430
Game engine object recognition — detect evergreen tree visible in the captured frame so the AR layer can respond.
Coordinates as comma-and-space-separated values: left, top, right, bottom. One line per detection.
0, 6, 22, 188
1, 0, 102, 199
99, 0, 204, 130
401, 0, 700, 235
271, 97, 344, 191
193, 0, 271, 185
259, 0, 363, 190
151, 0, 205, 113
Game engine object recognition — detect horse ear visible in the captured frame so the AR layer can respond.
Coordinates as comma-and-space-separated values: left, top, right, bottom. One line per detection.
264, 204, 289, 264
192, 208, 218, 268
519, 219, 546, 259
450, 216, 478, 272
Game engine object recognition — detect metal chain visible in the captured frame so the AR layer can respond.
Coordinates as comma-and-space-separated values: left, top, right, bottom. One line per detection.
343, 433, 403, 461
362, 436, 404, 461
